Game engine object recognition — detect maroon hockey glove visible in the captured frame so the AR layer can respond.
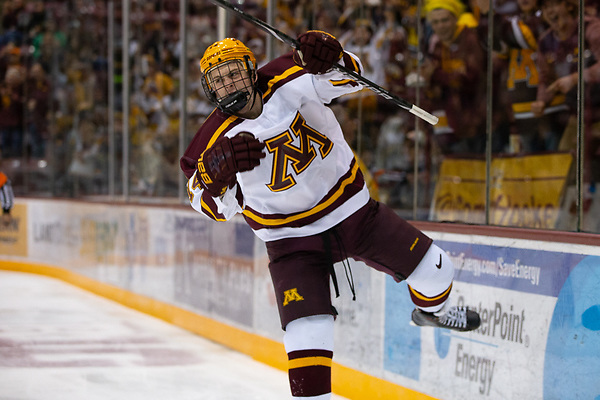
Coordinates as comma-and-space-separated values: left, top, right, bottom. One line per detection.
293, 30, 343, 75
197, 132, 265, 197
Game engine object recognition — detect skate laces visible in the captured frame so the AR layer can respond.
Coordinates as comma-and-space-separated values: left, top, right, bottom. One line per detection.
438, 306, 468, 329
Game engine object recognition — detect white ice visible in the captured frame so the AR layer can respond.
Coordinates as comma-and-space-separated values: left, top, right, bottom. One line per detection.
0, 271, 349, 400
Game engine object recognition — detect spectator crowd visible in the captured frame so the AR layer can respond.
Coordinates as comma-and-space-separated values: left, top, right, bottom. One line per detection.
0, 0, 598, 224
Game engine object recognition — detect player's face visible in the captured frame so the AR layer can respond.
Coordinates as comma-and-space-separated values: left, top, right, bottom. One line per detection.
206, 60, 252, 101
427, 9, 458, 43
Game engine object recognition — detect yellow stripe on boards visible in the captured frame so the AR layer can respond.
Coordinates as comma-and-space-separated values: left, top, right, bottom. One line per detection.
0, 259, 285, 370
0, 259, 439, 400
332, 362, 439, 400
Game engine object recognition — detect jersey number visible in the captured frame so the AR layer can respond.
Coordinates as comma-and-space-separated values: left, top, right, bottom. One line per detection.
265, 112, 333, 192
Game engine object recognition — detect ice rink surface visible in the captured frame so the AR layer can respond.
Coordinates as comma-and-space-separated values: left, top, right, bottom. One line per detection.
0, 271, 349, 400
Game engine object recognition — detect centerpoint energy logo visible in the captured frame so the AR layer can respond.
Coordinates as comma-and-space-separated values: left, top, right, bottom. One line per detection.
384, 239, 600, 399
428, 296, 528, 396
457, 297, 528, 345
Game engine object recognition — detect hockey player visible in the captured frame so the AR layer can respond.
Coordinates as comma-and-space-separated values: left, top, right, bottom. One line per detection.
180, 31, 481, 399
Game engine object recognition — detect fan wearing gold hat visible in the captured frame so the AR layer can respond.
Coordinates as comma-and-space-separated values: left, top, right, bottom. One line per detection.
420, 0, 488, 155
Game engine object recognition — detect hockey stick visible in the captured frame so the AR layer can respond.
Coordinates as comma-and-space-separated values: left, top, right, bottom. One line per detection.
209, 0, 438, 125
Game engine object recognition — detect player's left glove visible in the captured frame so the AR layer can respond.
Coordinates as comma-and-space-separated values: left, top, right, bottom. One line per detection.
293, 30, 343, 75
197, 132, 265, 197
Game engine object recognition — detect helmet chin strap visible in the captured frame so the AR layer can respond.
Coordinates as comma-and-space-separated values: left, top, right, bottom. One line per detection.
218, 87, 261, 116
217, 90, 250, 114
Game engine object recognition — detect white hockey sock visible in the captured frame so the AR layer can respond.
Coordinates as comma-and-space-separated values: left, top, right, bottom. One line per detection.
405, 243, 455, 313
284, 315, 334, 399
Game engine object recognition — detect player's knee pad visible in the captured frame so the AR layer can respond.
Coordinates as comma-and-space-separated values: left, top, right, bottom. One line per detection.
405, 243, 454, 312
284, 315, 334, 399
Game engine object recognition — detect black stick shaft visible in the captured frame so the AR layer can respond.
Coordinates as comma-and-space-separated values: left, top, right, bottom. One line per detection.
210, 0, 438, 125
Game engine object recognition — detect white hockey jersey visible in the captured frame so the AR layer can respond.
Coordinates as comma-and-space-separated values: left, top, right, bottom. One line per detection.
180, 51, 370, 242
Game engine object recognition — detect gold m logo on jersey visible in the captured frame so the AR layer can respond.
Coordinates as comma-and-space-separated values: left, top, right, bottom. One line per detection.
283, 288, 305, 306
265, 112, 333, 192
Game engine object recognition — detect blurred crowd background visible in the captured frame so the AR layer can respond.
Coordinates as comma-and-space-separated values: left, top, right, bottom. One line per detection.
0, 0, 598, 232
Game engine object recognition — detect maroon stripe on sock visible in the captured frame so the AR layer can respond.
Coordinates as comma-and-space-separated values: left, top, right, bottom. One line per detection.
288, 349, 333, 360
288, 349, 333, 397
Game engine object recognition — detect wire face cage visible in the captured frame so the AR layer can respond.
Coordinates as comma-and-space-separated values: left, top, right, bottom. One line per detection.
202, 58, 256, 114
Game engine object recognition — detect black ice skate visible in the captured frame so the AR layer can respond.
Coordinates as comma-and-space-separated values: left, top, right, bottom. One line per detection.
411, 306, 481, 332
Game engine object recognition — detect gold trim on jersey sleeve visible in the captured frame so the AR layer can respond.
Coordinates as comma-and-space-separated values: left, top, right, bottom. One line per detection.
207, 114, 239, 148
201, 195, 227, 222
329, 79, 355, 86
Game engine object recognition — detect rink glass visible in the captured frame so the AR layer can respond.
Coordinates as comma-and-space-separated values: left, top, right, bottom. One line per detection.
0, 0, 596, 233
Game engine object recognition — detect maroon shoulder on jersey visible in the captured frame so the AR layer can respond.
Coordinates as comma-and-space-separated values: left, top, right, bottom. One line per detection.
257, 52, 307, 103
179, 109, 242, 179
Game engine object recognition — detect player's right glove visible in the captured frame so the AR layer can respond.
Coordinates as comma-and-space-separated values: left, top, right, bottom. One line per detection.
293, 30, 343, 75
197, 132, 265, 197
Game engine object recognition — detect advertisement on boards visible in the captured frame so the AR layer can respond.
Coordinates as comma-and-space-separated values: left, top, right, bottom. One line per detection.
173, 215, 255, 328
383, 240, 600, 400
